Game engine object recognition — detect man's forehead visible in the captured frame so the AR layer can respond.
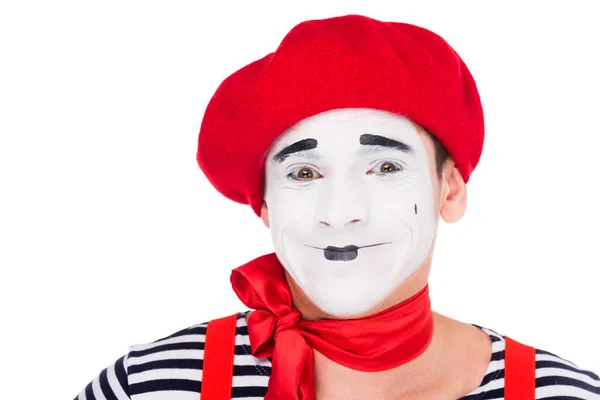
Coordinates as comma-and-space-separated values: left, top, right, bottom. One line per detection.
268, 108, 425, 156
288, 108, 415, 132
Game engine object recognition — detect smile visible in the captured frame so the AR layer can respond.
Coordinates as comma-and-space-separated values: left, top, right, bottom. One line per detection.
305, 243, 390, 261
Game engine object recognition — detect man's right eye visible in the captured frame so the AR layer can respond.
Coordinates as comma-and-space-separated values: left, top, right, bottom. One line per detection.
287, 167, 322, 181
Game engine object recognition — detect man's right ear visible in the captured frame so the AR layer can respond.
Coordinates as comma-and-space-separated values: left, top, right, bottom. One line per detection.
260, 201, 270, 228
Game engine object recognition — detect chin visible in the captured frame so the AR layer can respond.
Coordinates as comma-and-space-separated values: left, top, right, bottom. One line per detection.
311, 287, 387, 318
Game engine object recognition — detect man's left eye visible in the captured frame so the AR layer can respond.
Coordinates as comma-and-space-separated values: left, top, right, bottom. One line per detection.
369, 161, 404, 175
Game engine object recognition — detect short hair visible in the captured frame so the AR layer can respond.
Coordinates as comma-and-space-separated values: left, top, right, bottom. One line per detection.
424, 128, 450, 181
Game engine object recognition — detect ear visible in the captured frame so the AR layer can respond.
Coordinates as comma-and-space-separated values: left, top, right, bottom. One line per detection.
260, 201, 270, 228
440, 164, 467, 223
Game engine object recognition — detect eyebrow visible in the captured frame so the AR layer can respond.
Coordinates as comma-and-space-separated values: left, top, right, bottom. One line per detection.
359, 134, 413, 154
270, 134, 414, 163
271, 138, 318, 163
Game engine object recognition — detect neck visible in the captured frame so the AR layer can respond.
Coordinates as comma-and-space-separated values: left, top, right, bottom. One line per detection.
282, 263, 492, 399
312, 311, 492, 399
313, 311, 447, 398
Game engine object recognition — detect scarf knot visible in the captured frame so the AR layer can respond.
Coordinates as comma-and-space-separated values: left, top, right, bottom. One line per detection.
274, 308, 302, 339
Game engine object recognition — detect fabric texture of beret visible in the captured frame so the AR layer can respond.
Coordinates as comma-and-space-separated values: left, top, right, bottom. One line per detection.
197, 14, 484, 217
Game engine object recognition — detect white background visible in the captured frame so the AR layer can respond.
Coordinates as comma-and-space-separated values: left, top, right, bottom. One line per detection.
1, 1, 599, 398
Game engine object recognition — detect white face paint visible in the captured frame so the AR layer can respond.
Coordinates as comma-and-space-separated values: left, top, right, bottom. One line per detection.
263, 108, 437, 317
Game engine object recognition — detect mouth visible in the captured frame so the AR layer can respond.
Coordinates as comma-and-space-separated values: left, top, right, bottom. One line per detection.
305, 243, 390, 261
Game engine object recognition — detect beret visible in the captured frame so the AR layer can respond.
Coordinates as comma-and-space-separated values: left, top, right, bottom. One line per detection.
197, 14, 484, 217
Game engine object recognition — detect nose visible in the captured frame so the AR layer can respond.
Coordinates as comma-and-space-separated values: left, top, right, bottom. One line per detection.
315, 177, 369, 229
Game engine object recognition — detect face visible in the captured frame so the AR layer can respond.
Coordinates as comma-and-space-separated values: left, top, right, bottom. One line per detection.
263, 108, 438, 317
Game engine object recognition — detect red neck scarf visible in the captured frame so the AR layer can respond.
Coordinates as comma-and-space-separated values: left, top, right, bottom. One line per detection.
230, 253, 434, 400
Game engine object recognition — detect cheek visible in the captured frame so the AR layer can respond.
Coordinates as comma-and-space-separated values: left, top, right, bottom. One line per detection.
382, 201, 419, 221
266, 187, 318, 231
372, 183, 432, 221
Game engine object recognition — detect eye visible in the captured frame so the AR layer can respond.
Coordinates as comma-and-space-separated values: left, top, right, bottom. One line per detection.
287, 166, 322, 181
368, 160, 404, 175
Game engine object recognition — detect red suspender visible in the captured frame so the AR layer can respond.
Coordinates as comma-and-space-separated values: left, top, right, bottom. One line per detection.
504, 336, 536, 400
201, 313, 239, 400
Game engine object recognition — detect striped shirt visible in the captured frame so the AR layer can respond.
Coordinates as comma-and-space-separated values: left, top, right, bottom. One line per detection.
74, 311, 600, 399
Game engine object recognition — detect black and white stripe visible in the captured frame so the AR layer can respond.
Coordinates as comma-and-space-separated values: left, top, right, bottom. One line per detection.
74, 313, 600, 399
462, 325, 600, 399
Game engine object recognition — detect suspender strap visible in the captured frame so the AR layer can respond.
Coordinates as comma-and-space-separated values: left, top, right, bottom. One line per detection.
201, 313, 239, 400
504, 336, 536, 400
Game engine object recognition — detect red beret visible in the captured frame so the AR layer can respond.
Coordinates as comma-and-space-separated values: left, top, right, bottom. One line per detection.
197, 14, 484, 217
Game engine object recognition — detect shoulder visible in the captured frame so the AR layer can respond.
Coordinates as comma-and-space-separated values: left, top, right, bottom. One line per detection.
471, 324, 600, 399
124, 312, 256, 396
532, 347, 600, 398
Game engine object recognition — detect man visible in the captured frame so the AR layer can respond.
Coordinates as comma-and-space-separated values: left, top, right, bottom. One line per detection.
74, 14, 599, 400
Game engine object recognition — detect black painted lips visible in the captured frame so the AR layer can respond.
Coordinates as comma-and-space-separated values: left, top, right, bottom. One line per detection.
305, 242, 389, 262
323, 245, 359, 261
324, 245, 359, 252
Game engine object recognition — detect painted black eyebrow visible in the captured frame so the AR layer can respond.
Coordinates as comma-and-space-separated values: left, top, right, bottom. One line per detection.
359, 134, 413, 153
271, 134, 411, 163
271, 138, 318, 163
